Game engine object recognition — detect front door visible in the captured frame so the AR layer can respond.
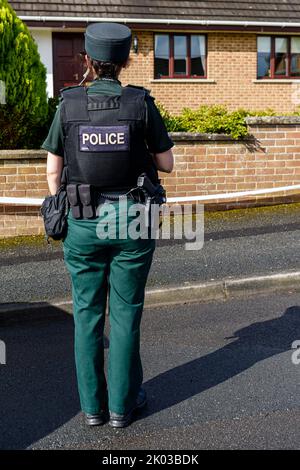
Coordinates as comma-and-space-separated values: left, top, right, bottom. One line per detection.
53, 32, 88, 96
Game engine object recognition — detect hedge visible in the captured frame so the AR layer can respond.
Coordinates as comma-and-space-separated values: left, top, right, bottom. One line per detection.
157, 103, 300, 140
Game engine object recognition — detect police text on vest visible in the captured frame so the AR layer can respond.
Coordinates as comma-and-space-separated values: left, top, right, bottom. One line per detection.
79, 125, 130, 152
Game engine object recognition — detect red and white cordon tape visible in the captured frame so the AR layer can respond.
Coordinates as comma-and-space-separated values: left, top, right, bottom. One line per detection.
0, 184, 300, 206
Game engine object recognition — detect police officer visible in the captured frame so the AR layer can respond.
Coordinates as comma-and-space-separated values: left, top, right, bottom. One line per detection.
43, 22, 174, 428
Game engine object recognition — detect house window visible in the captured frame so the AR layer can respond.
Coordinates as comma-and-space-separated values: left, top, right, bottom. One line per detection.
257, 36, 300, 79
154, 34, 206, 79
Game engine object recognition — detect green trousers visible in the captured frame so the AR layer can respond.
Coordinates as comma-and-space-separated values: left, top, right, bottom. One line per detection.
62, 200, 155, 415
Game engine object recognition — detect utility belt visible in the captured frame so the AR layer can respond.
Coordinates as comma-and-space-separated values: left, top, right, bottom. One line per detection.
66, 174, 166, 220
66, 184, 132, 219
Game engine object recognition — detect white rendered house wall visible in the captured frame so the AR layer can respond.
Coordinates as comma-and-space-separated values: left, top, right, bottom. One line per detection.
30, 29, 54, 98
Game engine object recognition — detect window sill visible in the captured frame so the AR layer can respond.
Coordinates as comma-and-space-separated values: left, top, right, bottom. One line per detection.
253, 79, 300, 83
150, 79, 216, 83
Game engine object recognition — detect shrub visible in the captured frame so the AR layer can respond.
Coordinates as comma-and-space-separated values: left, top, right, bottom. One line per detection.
157, 103, 280, 139
0, 0, 48, 149
156, 102, 185, 132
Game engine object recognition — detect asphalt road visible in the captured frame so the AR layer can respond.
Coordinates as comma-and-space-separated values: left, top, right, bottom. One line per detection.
1, 203, 300, 305
0, 291, 300, 450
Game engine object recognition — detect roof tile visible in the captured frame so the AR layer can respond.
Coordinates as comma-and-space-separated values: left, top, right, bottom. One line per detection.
9, 1, 300, 23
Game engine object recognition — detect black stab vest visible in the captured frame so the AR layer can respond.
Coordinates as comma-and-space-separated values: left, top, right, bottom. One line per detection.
60, 85, 158, 190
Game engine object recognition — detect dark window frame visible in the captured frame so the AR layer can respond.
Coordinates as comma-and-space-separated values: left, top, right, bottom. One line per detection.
257, 35, 300, 79
154, 33, 207, 79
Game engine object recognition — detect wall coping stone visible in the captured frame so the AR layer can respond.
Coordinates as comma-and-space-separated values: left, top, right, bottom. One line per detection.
0, 136, 243, 157
1, 116, 300, 158
169, 132, 237, 142
0, 149, 47, 160
245, 116, 300, 125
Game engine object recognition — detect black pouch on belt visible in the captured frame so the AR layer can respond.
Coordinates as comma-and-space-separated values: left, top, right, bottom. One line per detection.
78, 184, 95, 219
40, 185, 69, 241
66, 184, 82, 219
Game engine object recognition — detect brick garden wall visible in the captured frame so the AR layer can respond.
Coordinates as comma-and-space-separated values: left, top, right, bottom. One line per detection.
0, 150, 48, 237
120, 31, 300, 115
1, 117, 300, 238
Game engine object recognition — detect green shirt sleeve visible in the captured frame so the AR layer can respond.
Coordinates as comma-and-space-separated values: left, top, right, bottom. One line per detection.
145, 96, 174, 154
41, 103, 64, 158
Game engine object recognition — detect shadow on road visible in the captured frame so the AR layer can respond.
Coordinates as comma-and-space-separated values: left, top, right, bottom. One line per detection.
1, 303, 300, 447
142, 305, 300, 419
0, 305, 79, 450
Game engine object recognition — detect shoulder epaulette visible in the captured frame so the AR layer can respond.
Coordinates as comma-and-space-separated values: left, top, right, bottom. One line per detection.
59, 85, 84, 99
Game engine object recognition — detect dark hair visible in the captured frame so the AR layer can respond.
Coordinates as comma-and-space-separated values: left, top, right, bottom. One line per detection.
90, 59, 122, 80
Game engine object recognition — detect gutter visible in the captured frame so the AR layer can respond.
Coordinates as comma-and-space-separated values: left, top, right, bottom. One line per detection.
18, 16, 300, 28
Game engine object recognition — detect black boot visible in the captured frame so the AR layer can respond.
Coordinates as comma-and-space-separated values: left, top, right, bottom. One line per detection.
85, 409, 109, 426
109, 388, 147, 428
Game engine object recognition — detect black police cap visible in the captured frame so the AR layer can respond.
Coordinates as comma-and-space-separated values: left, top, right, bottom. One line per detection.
85, 22, 132, 64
